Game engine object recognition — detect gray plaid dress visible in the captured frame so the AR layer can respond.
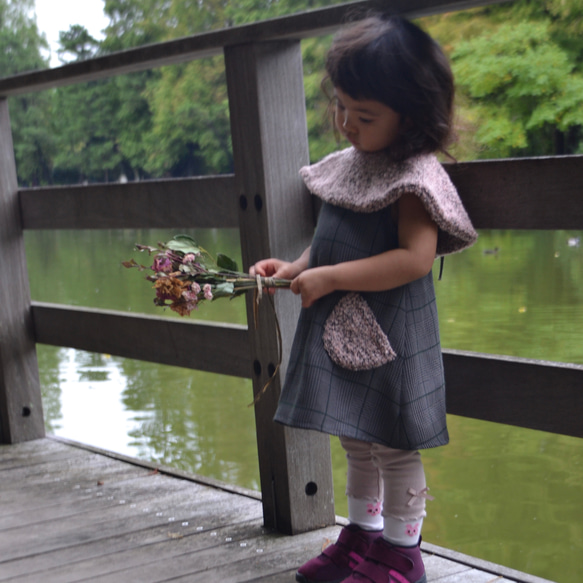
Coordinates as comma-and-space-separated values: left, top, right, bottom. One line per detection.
273, 149, 477, 450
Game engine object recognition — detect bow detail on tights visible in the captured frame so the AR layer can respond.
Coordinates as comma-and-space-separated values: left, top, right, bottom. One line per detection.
406, 487, 435, 507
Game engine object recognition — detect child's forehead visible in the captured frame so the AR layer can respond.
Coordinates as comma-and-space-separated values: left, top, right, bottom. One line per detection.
334, 87, 386, 113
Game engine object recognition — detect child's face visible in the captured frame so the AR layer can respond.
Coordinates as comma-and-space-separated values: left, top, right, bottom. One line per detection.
334, 87, 402, 153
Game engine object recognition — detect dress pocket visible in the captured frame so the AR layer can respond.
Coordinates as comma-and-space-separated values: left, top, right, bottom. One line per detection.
322, 292, 397, 371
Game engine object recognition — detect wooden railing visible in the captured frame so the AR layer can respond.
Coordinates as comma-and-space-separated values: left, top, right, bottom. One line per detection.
0, 0, 581, 536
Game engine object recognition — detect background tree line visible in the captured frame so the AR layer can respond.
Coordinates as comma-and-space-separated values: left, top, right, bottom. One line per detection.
2, 0, 582, 186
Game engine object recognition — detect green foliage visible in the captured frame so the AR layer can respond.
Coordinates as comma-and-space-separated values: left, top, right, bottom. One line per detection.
57, 24, 100, 62
3, 0, 583, 183
0, 0, 53, 185
102, 0, 168, 51
51, 26, 123, 183
0, 0, 46, 75
144, 57, 232, 175
451, 20, 583, 158
302, 36, 339, 162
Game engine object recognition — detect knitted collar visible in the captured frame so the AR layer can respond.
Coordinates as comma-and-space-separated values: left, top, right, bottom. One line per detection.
300, 147, 477, 257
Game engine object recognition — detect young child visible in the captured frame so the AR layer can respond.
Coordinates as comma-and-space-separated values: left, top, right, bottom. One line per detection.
251, 14, 477, 583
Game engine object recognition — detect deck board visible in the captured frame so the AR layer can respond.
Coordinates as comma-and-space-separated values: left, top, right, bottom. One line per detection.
0, 438, 555, 583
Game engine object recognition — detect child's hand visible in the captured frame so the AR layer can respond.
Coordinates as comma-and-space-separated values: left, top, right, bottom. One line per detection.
250, 247, 312, 295
290, 266, 335, 308
250, 258, 299, 279
250, 258, 295, 295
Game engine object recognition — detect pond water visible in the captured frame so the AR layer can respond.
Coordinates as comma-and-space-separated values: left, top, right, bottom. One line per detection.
26, 227, 583, 583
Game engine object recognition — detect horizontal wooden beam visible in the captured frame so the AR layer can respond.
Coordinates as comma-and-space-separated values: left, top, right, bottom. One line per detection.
446, 155, 583, 230
19, 156, 583, 231
30, 303, 583, 438
19, 175, 238, 230
443, 349, 583, 439
0, 0, 509, 96
31, 302, 251, 379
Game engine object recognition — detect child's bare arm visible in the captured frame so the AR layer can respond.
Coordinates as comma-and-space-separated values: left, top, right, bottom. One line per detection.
291, 193, 437, 307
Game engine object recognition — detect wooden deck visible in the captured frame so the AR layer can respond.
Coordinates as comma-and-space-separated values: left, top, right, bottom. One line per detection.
0, 438, 554, 583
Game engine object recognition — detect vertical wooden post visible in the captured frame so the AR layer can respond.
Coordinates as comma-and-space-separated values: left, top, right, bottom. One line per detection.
225, 41, 335, 534
0, 99, 44, 443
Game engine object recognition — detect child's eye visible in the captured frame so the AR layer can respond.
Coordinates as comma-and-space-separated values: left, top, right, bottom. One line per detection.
359, 117, 374, 124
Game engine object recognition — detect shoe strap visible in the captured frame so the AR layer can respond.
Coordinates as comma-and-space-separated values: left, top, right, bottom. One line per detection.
338, 526, 375, 557
366, 540, 414, 573
354, 561, 410, 583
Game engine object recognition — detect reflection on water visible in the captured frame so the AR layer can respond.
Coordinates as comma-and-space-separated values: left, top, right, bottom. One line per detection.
40, 346, 259, 490
29, 228, 583, 583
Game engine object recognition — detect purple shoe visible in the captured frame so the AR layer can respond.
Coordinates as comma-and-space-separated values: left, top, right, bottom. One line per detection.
296, 524, 382, 583
341, 537, 426, 583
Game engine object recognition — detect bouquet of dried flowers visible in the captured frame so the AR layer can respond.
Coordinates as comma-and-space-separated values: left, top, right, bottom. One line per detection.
123, 234, 290, 316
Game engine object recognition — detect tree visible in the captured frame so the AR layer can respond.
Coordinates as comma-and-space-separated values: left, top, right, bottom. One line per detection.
57, 25, 100, 62
140, 0, 345, 175
103, 0, 169, 52
13, 0, 582, 184
99, 0, 171, 180
424, 2, 583, 159
144, 56, 232, 176
0, 0, 53, 185
302, 35, 338, 163
451, 20, 583, 158
52, 26, 123, 183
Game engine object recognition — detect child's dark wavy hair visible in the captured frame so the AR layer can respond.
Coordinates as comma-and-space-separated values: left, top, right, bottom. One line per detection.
325, 14, 455, 160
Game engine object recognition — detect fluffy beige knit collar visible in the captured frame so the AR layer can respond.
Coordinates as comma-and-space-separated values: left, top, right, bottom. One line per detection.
300, 147, 477, 257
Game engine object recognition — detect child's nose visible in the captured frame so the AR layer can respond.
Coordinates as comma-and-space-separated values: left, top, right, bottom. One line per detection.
343, 112, 355, 132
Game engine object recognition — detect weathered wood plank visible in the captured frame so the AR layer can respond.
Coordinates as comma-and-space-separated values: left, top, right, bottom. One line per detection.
17, 156, 583, 232
0, 475, 220, 561
77, 522, 338, 583
0, 499, 262, 582
422, 542, 556, 583
0, 0, 510, 97
50, 434, 262, 500
0, 439, 553, 583
7, 520, 266, 583
0, 438, 86, 469
31, 302, 251, 379
19, 175, 238, 230
0, 440, 264, 581
226, 39, 335, 535
195, 548, 486, 583
443, 349, 583, 438
0, 450, 136, 488
446, 155, 583, 230
0, 464, 149, 513
0, 100, 44, 444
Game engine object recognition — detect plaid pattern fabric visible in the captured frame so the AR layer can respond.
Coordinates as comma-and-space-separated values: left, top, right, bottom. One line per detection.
274, 203, 449, 450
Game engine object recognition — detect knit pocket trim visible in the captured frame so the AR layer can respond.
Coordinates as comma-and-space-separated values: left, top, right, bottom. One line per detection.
323, 293, 397, 371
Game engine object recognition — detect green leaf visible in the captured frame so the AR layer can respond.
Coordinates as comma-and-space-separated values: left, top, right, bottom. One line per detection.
216, 253, 238, 272
166, 235, 200, 255
211, 282, 235, 298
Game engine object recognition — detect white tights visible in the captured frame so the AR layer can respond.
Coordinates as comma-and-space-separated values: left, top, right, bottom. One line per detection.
340, 436, 431, 546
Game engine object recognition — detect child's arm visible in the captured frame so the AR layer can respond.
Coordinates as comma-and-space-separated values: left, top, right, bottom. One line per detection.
291, 193, 438, 307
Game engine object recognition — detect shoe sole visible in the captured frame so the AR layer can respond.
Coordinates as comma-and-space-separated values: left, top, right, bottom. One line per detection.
296, 572, 345, 583
297, 571, 426, 583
